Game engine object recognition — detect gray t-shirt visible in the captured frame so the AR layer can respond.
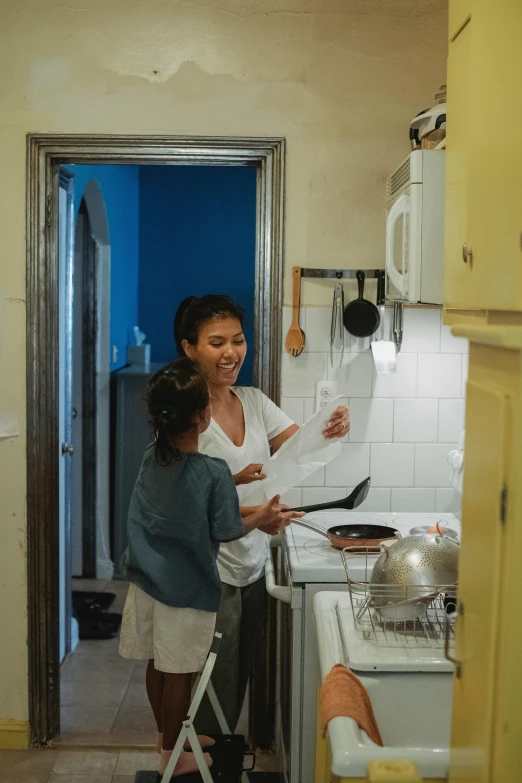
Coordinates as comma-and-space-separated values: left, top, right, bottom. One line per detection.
121, 445, 245, 612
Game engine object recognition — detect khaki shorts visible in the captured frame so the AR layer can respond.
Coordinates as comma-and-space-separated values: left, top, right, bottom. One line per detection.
119, 583, 216, 673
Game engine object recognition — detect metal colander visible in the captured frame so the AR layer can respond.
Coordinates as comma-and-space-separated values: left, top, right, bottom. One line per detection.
369, 533, 459, 609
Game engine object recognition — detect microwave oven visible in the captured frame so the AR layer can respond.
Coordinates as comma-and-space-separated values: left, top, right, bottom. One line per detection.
385, 149, 445, 303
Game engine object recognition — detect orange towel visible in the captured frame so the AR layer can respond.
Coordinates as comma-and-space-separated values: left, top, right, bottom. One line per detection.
319, 663, 383, 747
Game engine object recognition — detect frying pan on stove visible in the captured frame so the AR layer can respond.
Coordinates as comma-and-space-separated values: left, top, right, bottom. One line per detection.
288, 476, 400, 550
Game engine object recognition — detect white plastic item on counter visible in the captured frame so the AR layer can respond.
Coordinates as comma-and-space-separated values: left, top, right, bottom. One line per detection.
447, 430, 465, 494
261, 396, 343, 498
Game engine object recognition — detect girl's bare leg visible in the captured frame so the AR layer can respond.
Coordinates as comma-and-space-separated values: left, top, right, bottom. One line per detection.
146, 659, 164, 732
158, 671, 213, 777
147, 661, 215, 755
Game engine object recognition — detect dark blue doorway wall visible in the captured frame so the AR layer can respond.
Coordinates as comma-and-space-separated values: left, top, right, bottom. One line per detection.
138, 165, 257, 384
65, 164, 257, 384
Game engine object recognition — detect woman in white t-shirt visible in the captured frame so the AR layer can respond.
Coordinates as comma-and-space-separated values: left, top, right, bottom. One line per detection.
174, 294, 350, 735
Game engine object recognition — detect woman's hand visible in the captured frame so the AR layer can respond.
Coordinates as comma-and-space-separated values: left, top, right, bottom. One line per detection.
233, 463, 266, 486
323, 405, 350, 440
257, 495, 304, 535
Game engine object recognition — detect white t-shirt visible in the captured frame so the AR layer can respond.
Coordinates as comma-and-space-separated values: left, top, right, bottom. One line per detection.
198, 387, 294, 587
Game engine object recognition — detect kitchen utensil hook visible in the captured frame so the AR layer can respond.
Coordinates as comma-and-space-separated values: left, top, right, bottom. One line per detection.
330, 282, 345, 368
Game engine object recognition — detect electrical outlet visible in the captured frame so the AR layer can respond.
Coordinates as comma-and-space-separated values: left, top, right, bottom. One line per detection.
112, 345, 119, 364
315, 380, 337, 412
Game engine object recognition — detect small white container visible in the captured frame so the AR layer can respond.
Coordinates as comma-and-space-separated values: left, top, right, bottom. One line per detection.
126, 344, 151, 368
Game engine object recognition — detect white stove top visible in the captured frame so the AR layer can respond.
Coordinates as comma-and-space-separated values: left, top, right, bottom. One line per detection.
284, 511, 460, 583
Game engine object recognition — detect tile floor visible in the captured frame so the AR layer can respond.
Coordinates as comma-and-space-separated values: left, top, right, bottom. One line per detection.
15, 579, 277, 778
0, 747, 279, 782
60, 579, 154, 747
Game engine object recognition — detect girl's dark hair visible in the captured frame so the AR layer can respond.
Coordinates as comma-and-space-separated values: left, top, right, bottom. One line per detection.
173, 294, 245, 356
148, 358, 210, 464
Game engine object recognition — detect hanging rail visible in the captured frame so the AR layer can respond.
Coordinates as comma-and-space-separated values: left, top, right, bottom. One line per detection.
300, 268, 383, 279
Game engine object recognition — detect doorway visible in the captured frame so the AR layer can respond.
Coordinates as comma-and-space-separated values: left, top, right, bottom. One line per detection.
26, 135, 285, 747
61, 161, 260, 745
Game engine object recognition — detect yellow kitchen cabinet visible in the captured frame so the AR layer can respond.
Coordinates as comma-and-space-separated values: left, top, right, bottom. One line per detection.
448, 0, 472, 41
444, 1, 522, 312
443, 10, 472, 310
448, 324, 522, 783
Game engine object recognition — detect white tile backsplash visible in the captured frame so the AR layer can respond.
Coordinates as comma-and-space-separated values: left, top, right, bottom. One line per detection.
348, 398, 394, 443
372, 353, 418, 398
441, 324, 469, 353
301, 487, 346, 506
280, 397, 304, 426
305, 308, 341, 353
350, 335, 372, 353
461, 353, 469, 397
299, 466, 325, 487
417, 354, 462, 398
327, 352, 373, 397
415, 443, 455, 487
283, 304, 306, 335
401, 309, 441, 353
282, 351, 328, 397
393, 399, 438, 442
279, 488, 302, 508
325, 443, 371, 486
438, 399, 466, 443
281, 306, 465, 514
435, 488, 461, 515
370, 444, 415, 487
303, 398, 316, 421
352, 487, 391, 512
391, 488, 436, 513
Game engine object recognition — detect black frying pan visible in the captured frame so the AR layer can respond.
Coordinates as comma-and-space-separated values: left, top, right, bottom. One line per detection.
288, 476, 400, 550
343, 270, 380, 338
298, 522, 399, 551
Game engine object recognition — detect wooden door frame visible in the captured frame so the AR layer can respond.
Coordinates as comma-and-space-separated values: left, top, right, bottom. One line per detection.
77, 199, 98, 578
26, 134, 285, 745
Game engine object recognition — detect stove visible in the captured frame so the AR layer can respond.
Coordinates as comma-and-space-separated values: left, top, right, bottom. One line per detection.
270, 511, 460, 783
284, 511, 461, 583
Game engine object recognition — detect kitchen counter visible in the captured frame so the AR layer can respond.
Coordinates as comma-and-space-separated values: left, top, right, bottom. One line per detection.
314, 591, 452, 780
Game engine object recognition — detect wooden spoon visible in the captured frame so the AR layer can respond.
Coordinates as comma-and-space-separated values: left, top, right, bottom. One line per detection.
285, 266, 306, 356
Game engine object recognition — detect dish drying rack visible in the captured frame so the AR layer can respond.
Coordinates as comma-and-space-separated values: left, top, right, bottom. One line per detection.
340, 546, 456, 652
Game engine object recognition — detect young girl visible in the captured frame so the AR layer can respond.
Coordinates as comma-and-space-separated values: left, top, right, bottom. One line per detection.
119, 358, 299, 778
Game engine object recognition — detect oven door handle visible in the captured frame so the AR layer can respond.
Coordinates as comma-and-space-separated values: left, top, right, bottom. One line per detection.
265, 554, 292, 604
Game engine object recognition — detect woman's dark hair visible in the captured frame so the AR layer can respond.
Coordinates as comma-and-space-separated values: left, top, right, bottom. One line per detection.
148, 358, 210, 464
173, 294, 245, 357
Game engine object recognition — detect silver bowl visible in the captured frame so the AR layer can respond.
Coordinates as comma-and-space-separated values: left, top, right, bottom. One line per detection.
369, 533, 459, 617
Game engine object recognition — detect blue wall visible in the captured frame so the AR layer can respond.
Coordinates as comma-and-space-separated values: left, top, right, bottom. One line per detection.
64, 164, 257, 382
138, 166, 257, 384
66, 165, 140, 371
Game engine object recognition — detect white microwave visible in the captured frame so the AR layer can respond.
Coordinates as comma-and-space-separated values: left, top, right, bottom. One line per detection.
385, 149, 445, 303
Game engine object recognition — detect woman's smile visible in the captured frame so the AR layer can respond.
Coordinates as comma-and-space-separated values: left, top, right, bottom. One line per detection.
216, 361, 239, 373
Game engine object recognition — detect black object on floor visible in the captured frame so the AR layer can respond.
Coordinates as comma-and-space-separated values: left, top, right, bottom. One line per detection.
135, 734, 249, 783
72, 590, 116, 615
77, 611, 122, 640
72, 591, 121, 639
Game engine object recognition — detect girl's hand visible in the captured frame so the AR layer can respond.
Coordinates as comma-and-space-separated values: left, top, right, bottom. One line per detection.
257, 495, 304, 535
323, 405, 350, 440
234, 463, 266, 486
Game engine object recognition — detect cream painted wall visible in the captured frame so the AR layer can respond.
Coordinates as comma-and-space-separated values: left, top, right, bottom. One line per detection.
0, 0, 447, 723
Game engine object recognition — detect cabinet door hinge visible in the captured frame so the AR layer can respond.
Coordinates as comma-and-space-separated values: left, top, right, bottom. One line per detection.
500, 484, 508, 525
